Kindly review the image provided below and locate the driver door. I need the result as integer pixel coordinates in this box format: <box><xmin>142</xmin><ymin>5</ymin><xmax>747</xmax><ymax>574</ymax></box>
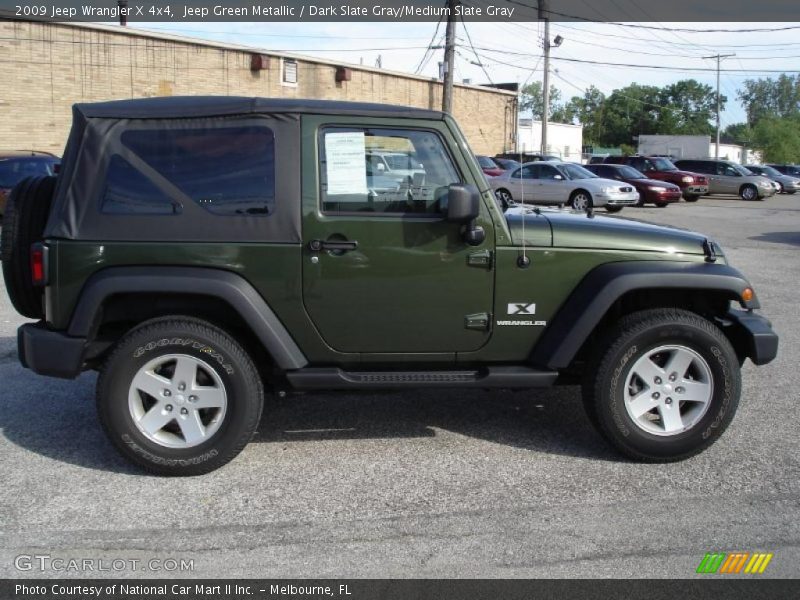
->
<box><xmin>301</xmin><ymin>117</ymin><xmax>495</xmax><ymax>354</ymax></box>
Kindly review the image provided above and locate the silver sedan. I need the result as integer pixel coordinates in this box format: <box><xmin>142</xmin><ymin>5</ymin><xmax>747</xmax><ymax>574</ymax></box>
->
<box><xmin>489</xmin><ymin>161</ymin><xmax>640</xmax><ymax>212</ymax></box>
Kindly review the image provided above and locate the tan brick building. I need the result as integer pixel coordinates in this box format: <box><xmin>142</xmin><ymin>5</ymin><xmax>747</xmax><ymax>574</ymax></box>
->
<box><xmin>0</xmin><ymin>19</ymin><xmax>517</xmax><ymax>156</ymax></box>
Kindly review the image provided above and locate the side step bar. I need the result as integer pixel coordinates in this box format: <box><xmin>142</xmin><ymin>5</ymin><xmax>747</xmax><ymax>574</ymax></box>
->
<box><xmin>286</xmin><ymin>366</ymin><xmax>558</xmax><ymax>390</ymax></box>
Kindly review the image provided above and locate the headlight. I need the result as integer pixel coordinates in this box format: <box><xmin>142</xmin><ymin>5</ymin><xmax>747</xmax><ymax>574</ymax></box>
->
<box><xmin>600</xmin><ymin>186</ymin><xmax>617</xmax><ymax>193</ymax></box>
<box><xmin>681</xmin><ymin>176</ymin><xmax>694</xmax><ymax>183</ymax></box>
<box><xmin>648</xmin><ymin>186</ymin><xmax>667</xmax><ymax>192</ymax></box>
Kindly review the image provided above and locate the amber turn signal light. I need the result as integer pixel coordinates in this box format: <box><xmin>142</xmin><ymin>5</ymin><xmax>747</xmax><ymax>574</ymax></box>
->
<box><xmin>742</xmin><ymin>288</ymin><xmax>754</xmax><ymax>303</ymax></box>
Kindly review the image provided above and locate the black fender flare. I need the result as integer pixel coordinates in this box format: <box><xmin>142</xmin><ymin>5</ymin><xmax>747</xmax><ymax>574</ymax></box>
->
<box><xmin>68</xmin><ymin>266</ymin><xmax>308</xmax><ymax>370</ymax></box>
<box><xmin>530</xmin><ymin>261</ymin><xmax>758</xmax><ymax>370</ymax></box>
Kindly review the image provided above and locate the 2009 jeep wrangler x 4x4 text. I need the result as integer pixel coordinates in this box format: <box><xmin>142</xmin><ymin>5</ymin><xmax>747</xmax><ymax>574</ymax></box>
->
<box><xmin>1</xmin><ymin>97</ymin><xmax>778</xmax><ymax>475</ymax></box>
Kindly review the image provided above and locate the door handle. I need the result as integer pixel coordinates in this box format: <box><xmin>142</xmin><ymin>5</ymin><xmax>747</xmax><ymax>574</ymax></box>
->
<box><xmin>308</xmin><ymin>239</ymin><xmax>359</xmax><ymax>252</ymax></box>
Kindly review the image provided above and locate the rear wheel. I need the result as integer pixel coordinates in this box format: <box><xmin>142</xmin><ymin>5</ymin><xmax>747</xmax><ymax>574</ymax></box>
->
<box><xmin>684</xmin><ymin>194</ymin><xmax>700</xmax><ymax>202</ymax></box>
<box><xmin>739</xmin><ymin>184</ymin><xmax>758</xmax><ymax>201</ymax></box>
<box><xmin>0</xmin><ymin>175</ymin><xmax>57</xmax><ymax>318</ymax></box>
<box><xmin>582</xmin><ymin>308</ymin><xmax>741</xmax><ymax>462</ymax></box>
<box><xmin>655</xmin><ymin>202</ymin><xmax>669</xmax><ymax>208</ymax></box>
<box><xmin>97</xmin><ymin>317</ymin><xmax>264</xmax><ymax>476</ymax></box>
<box><xmin>569</xmin><ymin>190</ymin><xmax>593</xmax><ymax>212</ymax></box>
<box><xmin>494</xmin><ymin>189</ymin><xmax>514</xmax><ymax>211</ymax></box>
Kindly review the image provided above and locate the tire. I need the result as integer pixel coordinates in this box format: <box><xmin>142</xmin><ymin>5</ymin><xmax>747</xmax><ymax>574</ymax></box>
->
<box><xmin>569</xmin><ymin>190</ymin><xmax>593</xmax><ymax>212</ymax></box>
<box><xmin>739</xmin><ymin>184</ymin><xmax>758</xmax><ymax>201</ymax></box>
<box><xmin>582</xmin><ymin>308</ymin><xmax>741</xmax><ymax>462</ymax></box>
<box><xmin>97</xmin><ymin>317</ymin><xmax>264</xmax><ymax>476</ymax></box>
<box><xmin>684</xmin><ymin>194</ymin><xmax>700</xmax><ymax>202</ymax></box>
<box><xmin>786</xmin><ymin>190</ymin><xmax>796</xmax><ymax>195</ymax></box>
<box><xmin>494</xmin><ymin>189</ymin><xmax>514</xmax><ymax>211</ymax></box>
<box><xmin>1</xmin><ymin>175</ymin><xmax>57</xmax><ymax>318</ymax></box>
<box><xmin>655</xmin><ymin>202</ymin><xmax>669</xmax><ymax>208</ymax></box>
<box><xmin>605</xmin><ymin>205</ymin><xmax>623</xmax><ymax>213</ymax></box>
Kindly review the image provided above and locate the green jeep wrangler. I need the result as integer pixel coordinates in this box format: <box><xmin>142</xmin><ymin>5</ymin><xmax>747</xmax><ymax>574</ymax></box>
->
<box><xmin>1</xmin><ymin>97</ymin><xmax>778</xmax><ymax>475</ymax></box>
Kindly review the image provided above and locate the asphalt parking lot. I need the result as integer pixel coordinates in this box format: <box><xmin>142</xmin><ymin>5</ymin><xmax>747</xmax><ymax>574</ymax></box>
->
<box><xmin>1</xmin><ymin>194</ymin><xmax>798</xmax><ymax>579</ymax></box>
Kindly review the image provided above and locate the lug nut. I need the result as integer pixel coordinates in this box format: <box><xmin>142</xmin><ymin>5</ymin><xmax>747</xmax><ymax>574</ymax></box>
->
<box><xmin>165</xmin><ymin>404</ymin><xmax>173</xmax><ymax>412</ymax></box>
<box><xmin>676</xmin><ymin>386</ymin><xmax>685</xmax><ymax>394</ymax></box>
<box><xmin>163</xmin><ymin>389</ymin><xmax>172</xmax><ymax>397</ymax></box>
<box><xmin>665</xmin><ymin>397</ymin><xmax>673</xmax><ymax>405</ymax></box>
<box><xmin>180</xmin><ymin>407</ymin><xmax>188</xmax><ymax>415</ymax></box>
<box><xmin>652</xmin><ymin>392</ymin><xmax>661</xmax><ymax>400</ymax></box>
<box><xmin>178</xmin><ymin>383</ymin><xmax>186</xmax><ymax>391</ymax></box>
<box><xmin>189</xmin><ymin>395</ymin><xmax>197</xmax><ymax>403</ymax></box>
<box><xmin>654</xmin><ymin>376</ymin><xmax>662</xmax><ymax>384</ymax></box>
<box><xmin>669</xmin><ymin>373</ymin><xmax>677</xmax><ymax>382</ymax></box>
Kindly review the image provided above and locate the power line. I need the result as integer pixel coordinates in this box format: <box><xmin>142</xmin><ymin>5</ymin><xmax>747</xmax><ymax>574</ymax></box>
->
<box><xmin>459</xmin><ymin>15</ymin><xmax>494</xmax><ymax>84</ymax></box>
<box><xmin>414</xmin><ymin>17</ymin><xmax>443</xmax><ymax>75</ymax></box>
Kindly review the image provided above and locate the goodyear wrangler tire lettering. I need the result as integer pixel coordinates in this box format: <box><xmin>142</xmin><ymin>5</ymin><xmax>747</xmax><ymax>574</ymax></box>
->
<box><xmin>99</xmin><ymin>317</ymin><xmax>263</xmax><ymax>476</ymax></box>
<box><xmin>582</xmin><ymin>309</ymin><xmax>741</xmax><ymax>462</ymax></box>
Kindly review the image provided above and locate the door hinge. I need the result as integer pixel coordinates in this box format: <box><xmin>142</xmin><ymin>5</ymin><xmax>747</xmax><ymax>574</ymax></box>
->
<box><xmin>467</xmin><ymin>249</ymin><xmax>493</xmax><ymax>269</ymax></box>
<box><xmin>465</xmin><ymin>312</ymin><xmax>491</xmax><ymax>331</ymax></box>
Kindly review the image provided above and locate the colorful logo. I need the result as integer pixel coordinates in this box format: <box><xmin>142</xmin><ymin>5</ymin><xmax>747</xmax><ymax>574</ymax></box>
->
<box><xmin>696</xmin><ymin>552</ymin><xmax>773</xmax><ymax>574</ymax></box>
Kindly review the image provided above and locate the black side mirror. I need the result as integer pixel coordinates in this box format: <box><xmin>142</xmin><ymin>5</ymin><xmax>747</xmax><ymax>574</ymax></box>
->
<box><xmin>444</xmin><ymin>183</ymin><xmax>484</xmax><ymax>246</ymax></box>
<box><xmin>445</xmin><ymin>183</ymin><xmax>480</xmax><ymax>222</ymax></box>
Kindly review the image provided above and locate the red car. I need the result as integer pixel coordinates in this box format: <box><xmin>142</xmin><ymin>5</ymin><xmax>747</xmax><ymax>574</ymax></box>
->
<box><xmin>585</xmin><ymin>163</ymin><xmax>682</xmax><ymax>207</ymax></box>
<box><xmin>476</xmin><ymin>155</ymin><xmax>505</xmax><ymax>177</ymax></box>
<box><xmin>604</xmin><ymin>155</ymin><xmax>708</xmax><ymax>202</ymax></box>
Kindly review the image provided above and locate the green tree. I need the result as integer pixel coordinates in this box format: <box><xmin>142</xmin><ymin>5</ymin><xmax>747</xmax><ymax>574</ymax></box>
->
<box><xmin>658</xmin><ymin>80</ymin><xmax>720</xmax><ymax>135</ymax></box>
<box><xmin>750</xmin><ymin>115</ymin><xmax>800</xmax><ymax>163</ymax></box>
<box><xmin>738</xmin><ymin>74</ymin><xmax>800</xmax><ymax>125</ymax></box>
<box><xmin>519</xmin><ymin>81</ymin><xmax>562</xmax><ymax>120</ymax></box>
<box><xmin>722</xmin><ymin>122</ymin><xmax>753</xmax><ymax>146</ymax></box>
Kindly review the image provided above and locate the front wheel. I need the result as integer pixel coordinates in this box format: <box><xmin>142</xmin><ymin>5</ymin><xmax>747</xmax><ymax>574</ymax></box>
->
<box><xmin>655</xmin><ymin>202</ymin><xmax>669</xmax><ymax>208</ymax></box>
<box><xmin>582</xmin><ymin>308</ymin><xmax>741</xmax><ymax>462</ymax></box>
<box><xmin>684</xmin><ymin>194</ymin><xmax>700</xmax><ymax>202</ymax></box>
<box><xmin>569</xmin><ymin>190</ymin><xmax>593</xmax><ymax>212</ymax></box>
<box><xmin>494</xmin><ymin>189</ymin><xmax>514</xmax><ymax>211</ymax></box>
<box><xmin>605</xmin><ymin>205</ymin><xmax>623</xmax><ymax>213</ymax></box>
<box><xmin>740</xmin><ymin>184</ymin><xmax>758</xmax><ymax>201</ymax></box>
<box><xmin>97</xmin><ymin>317</ymin><xmax>264</xmax><ymax>475</ymax></box>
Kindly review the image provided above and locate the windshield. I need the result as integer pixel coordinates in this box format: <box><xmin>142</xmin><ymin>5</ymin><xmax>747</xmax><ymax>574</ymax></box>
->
<box><xmin>383</xmin><ymin>154</ymin><xmax>419</xmax><ymax>170</ymax></box>
<box><xmin>477</xmin><ymin>156</ymin><xmax>498</xmax><ymax>169</ymax></box>
<box><xmin>0</xmin><ymin>158</ymin><xmax>57</xmax><ymax>188</ymax></box>
<box><xmin>618</xmin><ymin>165</ymin><xmax>646</xmax><ymax>179</ymax></box>
<box><xmin>561</xmin><ymin>163</ymin><xmax>597</xmax><ymax>180</ymax></box>
<box><xmin>755</xmin><ymin>166</ymin><xmax>782</xmax><ymax>178</ymax></box>
<box><xmin>651</xmin><ymin>157</ymin><xmax>677</xmax><ymax>171</ymax></box>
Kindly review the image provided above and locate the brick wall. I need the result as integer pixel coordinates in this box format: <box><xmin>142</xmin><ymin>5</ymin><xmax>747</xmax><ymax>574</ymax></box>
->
<box><xmin>0</xmin><ymin>20</ymin><xmax>517</xmax><ymax>156</ymax></box>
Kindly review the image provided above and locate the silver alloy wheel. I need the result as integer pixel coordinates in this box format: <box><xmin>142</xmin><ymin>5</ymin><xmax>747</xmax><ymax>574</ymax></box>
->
<box><xmin>495</xmin><ymin>189</ymin><xmax>513</xmax><ymax>204</ymax></box>
<box><xmin>741</xmin><ymin>185</ymin><xmax>757</xmax><ymax>201</ymax></box>
<box><xmin>623</xmin><ymin>345</ymin><xmax>713</xmax><ymax>437</ymax></box>
<box><xmin>128</xmin><ymin>354</ymin><xmax>228</xmax><ymax>449</ymax></box>
<box><xmin>571</xmin><ymin>192</ymin><xmax>591</xmax><ymax>211</ymax></box>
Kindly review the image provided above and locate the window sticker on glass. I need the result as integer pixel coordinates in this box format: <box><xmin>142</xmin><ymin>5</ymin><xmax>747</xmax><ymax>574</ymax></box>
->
<box><xmin>325</xmin><ymin>131</ymin><xmax>368</xmax><ymax>196</ymax></box>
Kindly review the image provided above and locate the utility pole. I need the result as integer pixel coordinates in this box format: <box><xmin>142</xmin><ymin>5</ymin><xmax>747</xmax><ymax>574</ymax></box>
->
<box><xmin>703</xmin><ymin>53</ymin><xmax>735</xmax><ymax>159</ymax></box>
<box><xmin>540</xmin><ymin>1</ymin><xmax>549</xmax><ymax>155</ymax></box>
<box><xmin>442</xmin><ymin>0</ymin><xmax>457</xmax><ymax>113</ymax></box>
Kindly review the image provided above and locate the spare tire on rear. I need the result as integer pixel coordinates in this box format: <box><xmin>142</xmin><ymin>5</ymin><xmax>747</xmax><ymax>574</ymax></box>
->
<box><xmin>1</xmin><ymin>175</ymin><xmax>57</xmax><ymax>319</ymax></box>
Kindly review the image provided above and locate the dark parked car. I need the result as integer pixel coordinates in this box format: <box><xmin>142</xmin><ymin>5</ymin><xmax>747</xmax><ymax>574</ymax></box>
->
<box><xmin>584</xmin><ymin>164</ymin><xmax>682</xmax><ymax>207</ymax></box>
<box><xmin>0</xmin><ymin>152</ymin><xmax>60</xmax><ymax>218</ymax></box>
<box><xmin>475</xmin><ymin>155</ymin><xmax>505</xmax><ymax>177</ymax></box>
<box><xmin>493</xmin><ymin>157</ymin><xmax>520</xmax><ymax>171</ymax></box>
<box><xmin>744</xmin><ymin>165</ymin><xmax>799</xmax><ymax>195</ymax></box>
<box><xmin>496</xmin><ymin>152</ymin><xmax>560</xmax><ymax>163</ymax></box>
<box><xmin>604</xmin><ymin>155</ymin><xmax>708</xmax><ymax>202</ymax></box>
<box><xmin>766</xmin><ymin>164</ymin><xmax>800</xmax><ymax>178</ymax></box>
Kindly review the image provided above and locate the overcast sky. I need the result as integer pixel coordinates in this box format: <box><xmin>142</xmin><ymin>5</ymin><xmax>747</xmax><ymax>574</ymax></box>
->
<box><xmin>129</xmin><ymin>21</ymin><xmax>800</xmax><ymax>127</ymax></box>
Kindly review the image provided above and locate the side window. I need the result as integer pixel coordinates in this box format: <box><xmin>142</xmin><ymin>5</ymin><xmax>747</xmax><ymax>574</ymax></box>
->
<box><xmin>120</xmin><ymin>126</ymin><xmax>275</xmax><ymax>216</ymax></box>
<box><xmin>319</xmin><ymin>127</ymin><xmax>460</xmax><ymax>215</ymax></box>
<box><xmin>518</xmin><ymin>165</ymin><xmax>538</xmax><ymax>179</ymax></box>
<box><xmin>538</xmin><ymin>165</ymin><xmax>561</xmax><ymax>180</ymax></box>
<box><xmin>721</xmin><ymin>164</ymin><xmax>738</xmax><ymax>177</ymax></box>
<box><xmin>101</xmin><ymin>155</ymin><xmax>177</xmax><ymax>215</ymax></box>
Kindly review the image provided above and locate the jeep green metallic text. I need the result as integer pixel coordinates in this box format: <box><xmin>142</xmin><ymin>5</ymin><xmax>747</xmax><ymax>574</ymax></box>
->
<box><xmin>1</xmin><ymin>97</ymin><xmax>778</xmax><ymax>475</ymax></box>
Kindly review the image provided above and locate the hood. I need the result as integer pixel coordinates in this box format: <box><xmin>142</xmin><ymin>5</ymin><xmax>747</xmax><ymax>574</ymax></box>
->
<box><xmin>505</xmin><ymin>206</ymin><xmax>708</xmax><ymax>255</ymax></box>
<box><xmin>630</xmin><ymin>177</ymin><xmax>681</xmax><ymax>190</ymax></box>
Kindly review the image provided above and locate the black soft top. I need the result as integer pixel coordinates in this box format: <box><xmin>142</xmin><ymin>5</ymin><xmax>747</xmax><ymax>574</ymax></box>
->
<box><xmin>74</xmin><ymin>96</ymin><xmax>445</xmax><ymax>120</ymax></box>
